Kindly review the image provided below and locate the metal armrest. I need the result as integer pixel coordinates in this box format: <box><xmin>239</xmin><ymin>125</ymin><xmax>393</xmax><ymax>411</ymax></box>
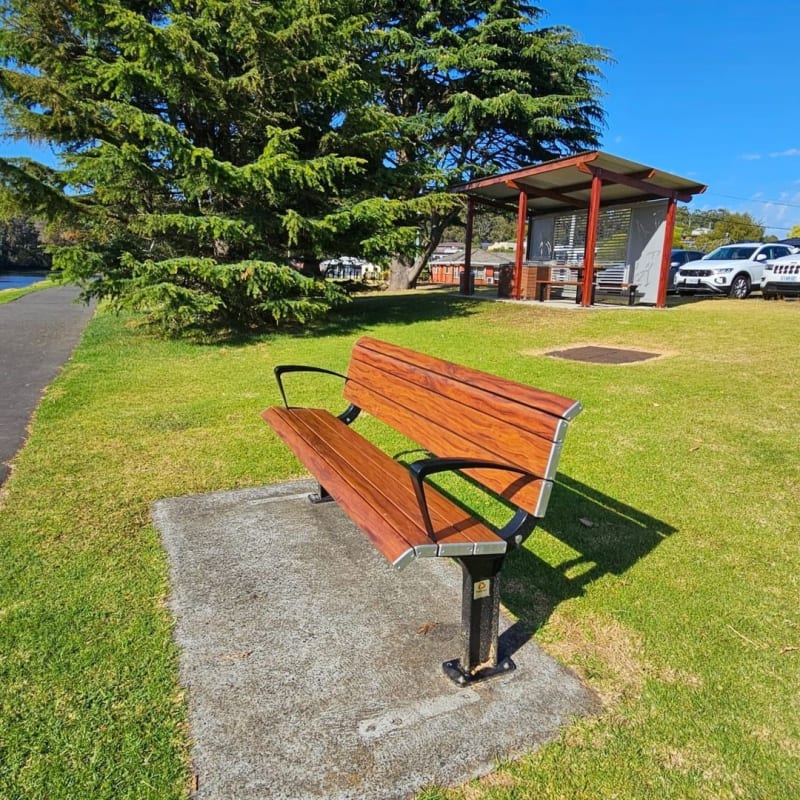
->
<box><xmin>408</xmin><ymin>457</ymin><xmax>539</xmax><ymax>546</ymax></box>
<box><xmin>273</xmin><ymin>365</ymin><xmax>360</xmax><ymax>424</ymax></box>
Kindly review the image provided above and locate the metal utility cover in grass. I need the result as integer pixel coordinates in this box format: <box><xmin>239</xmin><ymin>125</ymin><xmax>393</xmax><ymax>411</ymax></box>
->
<box><xmin>153</xmin><ymin>480</ymin><xmax>597</xmax><ymax>800</ymax></box>
<box><xmin>547</xmin><ymin>345</ymin><xmax>660</xmax><ymax>364</ymax></box>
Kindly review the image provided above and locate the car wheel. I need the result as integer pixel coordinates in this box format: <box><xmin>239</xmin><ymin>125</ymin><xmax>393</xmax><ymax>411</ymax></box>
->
<box><xmin>729</xmin><ymin>274</ymin><xmax>751</xmax><ymax>299</ymax></box>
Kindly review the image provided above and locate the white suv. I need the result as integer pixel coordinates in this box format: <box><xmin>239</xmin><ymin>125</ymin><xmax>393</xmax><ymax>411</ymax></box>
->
<box><xmin>761</xmin><ymin>252</ymin><xmax>800</xmax><ymax>299</ymax></box>
<box><xmin>675</xmin><ymin>243</ymin><xmax>796</xmax><ymax>299</ymax></box>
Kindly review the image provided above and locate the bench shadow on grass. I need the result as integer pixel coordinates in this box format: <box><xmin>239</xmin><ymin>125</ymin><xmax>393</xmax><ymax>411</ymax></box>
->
<box><xmin>496</xmin><ymin>473</ymin><xmax>677</xmax><ymax>660</ymax></box>
<box><xmin>392</xmin><ymin>450</ymin><xmax>676</xmax><ymax>662</ymax></box>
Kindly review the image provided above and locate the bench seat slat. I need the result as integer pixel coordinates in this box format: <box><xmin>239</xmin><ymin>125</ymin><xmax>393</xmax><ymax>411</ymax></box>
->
<box><xmin>304</xmin><ymin>410</ymin><xmax>506</xmax><ymax>555</ymax></box>
<box><xmin>304</xmin><ymin>412</ymin><xmax>507</xmax><ymax>556</ymax></box>
<box><xmin>266</xmin><ymin>407</ymin><xmax>424</xmax><ymax>566</ymax></box>
<box><xmin>264</xmin><ymin>407</ymin><xmax>506</xmax><ymax>568</ymax></box>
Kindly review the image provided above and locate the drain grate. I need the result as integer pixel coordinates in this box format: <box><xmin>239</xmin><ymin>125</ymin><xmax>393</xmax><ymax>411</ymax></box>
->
<box><xmin>546</xmin><ymin>345</ymin><xmax>660</xmax><ymax>364</ymax></box>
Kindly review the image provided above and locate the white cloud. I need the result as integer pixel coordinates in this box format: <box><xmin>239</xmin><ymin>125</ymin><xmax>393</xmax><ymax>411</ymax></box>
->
<box><xmin>747</xmin><ymin>191</ymin><xmax>800</xmax><ymax>235</ymax></box>
<box><xmin>740</xmin><ymin>153</ymin><xmax>762</xmax><ymax>160</ymax></box>
<box><xmin>769</xmin><ymin>148</ymin><xmax>800</xmax><ymax>158</ymax></box>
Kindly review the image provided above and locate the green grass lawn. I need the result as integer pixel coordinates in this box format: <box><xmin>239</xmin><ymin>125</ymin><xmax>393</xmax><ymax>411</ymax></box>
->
<box><xmin>1</xmin><ymin>291</ymin><xmax>798</xmax><ymax>799</ymax></box>
<box><xmin>0</xmin><ymin>279</ymin><xmax>55</xmax><ymax>305</ymax></box>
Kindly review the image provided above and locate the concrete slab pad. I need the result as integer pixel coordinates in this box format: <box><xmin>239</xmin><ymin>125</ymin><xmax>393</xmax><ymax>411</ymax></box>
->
<box><xmin>153</xmin><ymin>480</ymin><xmax>597</xmax><ymax>800</ymax></box>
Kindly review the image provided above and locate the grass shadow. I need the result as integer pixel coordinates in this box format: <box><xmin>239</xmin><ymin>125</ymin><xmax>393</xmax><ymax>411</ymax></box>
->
<box><xmin>387</xmin><ymin>451</ymin><xmax>674</xmax><ymax>658</ymax></box>
<box><xmin>197</xmin><ymin>287</ymin><xmax>484</xmax><ymax>346</ymax></box>
<box><xmin>305</xmin><ymin>287</ymin><xmax>484</xmax><ymax>337</ymax></box>
<box><xmin>499</xmin><ymin>473</ymin><xmax>676</xmax><ymax>645</ymax></box>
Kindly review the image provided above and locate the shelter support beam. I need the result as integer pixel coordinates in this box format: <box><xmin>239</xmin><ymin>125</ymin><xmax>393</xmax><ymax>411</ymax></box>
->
<box><xmin>578</xmin><ymin>164</ymin><xmax>694</xmax><ymax>203</ymax></box>
<box><xmin>506</xmin><ymin>179</ymin><xmax>588</xmax><ymax>208</ymax></box>
<box><xmin>656</xmin><ymin>198</ymin><xmax>678</xmax><ymax>308</ymax></box>
<box><xmin>463</xmin><ymin>197</ymin><xmax>475</xmax><ymax>295</ymax></box>
<box><xmin>581</xmin><ymin>174</ymin><xmax>603</xmax><ymax>307</ymax></box>
<box><xmin>512</xmin><ymin>190</ymin><xmax>528</xmax><ymax>300</ymax></box>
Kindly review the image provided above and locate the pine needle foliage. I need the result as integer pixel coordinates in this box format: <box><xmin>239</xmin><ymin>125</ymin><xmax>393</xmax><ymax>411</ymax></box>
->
<box><xmin>365</xmin><ymin>0</ymin><xmax>610</xmax><ymax>287</ymax></box>
<box><xmin>0</xmin><ymin>0</ymin><xmax>381</xmax><ymax>332</ymax></box>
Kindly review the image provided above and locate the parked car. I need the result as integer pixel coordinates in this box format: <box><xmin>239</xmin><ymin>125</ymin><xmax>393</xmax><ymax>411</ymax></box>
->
<box><xmin>674</xmin><ymin>243</ymin><xmax>796</xmax><ymax>298</ymax></box>
<box><xmin>761</xmin><ymin>252</ymin><xmax>800</xmax><ymax>298</ymax></box>
<box><xmin>669</xmin><ymin>249</ymin><xmax>705</xmax><ymax>292</ymax></box>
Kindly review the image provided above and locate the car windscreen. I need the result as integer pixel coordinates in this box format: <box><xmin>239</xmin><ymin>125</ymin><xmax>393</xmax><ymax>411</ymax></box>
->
<box><xmin>704</xmin><ymin>246</ymin><xmax>757</xmax><ymax>260</ymax></box>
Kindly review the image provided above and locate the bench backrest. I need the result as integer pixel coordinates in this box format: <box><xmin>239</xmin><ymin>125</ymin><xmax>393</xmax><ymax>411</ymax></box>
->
<box><xmin>596</xmin><ymin>263</ymin><xmax>631</xmax><ymax>285</ymax></box>
<box><xmin>343</xmin><ymin>337</ymin><xmax>582</xmax><ymax>518</ymax></box>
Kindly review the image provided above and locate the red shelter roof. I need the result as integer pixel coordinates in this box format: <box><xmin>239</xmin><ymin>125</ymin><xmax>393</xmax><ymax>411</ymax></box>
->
<box><xmin>450</xmin><ymin>151</ymin><xmax>706</xmax><ymax>212</ymax></box>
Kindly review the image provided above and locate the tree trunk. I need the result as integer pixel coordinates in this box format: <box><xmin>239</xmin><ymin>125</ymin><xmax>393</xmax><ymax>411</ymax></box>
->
<box><xmin>388</xmin><ymin>255</ymin><xmax>418</xmax><ymax>290</ymax></box>
<box><xmin>388</xmin><ymin>210</ymin><xmax>460</xmax><ymax>289</ymax></box>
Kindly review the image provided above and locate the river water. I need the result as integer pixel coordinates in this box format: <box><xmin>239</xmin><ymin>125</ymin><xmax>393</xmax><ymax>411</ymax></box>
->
<box><xmin>0</xmin><ymin>271</ymin><xmax>50</xmax><ymax>290</ymax></box>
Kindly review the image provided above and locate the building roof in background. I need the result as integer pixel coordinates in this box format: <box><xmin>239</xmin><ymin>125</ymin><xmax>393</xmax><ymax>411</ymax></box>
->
<box><xmin>431</xmin><ymin>248</ymin><xmax>514</xmax><ymax>266</ymax></box>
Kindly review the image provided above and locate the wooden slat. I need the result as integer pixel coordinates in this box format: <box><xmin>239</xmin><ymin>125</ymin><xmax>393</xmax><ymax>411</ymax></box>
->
<box><xmin>307</xmin><ymin>410</ymin><xmax>507</xmax><ymax>557</ymax></box>
<box><xmin>342</xmin><ymin>380</ymin><xmax>548</xmax><ymax>512</ymax></box>
<box><xmin>353</xmin><ymin>337</ymin><xmax>582</xmax><ymax>420</ymax></box>
<box><xmin>272</xmin><ymin>408</ymin><xmax>506</xmax><ymax>559</ymax></box>
<box><xmin>265</xmin><ymin>408</ymin><xmax>416</xmax><ymax>566</ymax></box>
<box><xmin>346</xmin><ymin>358</ymin><xmax>559</xmax><ymax>470</ymax></box>
<box><xmin>263</xmin><ymin>407</ymin><xmax>506</xmax><ymax>566</ymax></box>
<box><xmin>347</xmin><ymin>349</ymin><xmax>565</xmax><ymax>444</ymax></box>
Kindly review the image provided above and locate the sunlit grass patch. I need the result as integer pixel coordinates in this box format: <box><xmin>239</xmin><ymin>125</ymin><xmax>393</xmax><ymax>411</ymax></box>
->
<box><xmin>1</xmin><ymin>293</ymin><xmax>798</xmax><ymax>798</ymax></box>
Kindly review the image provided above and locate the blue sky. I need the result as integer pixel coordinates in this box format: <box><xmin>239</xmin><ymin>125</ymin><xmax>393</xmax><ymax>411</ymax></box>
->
<box><xmin>559</xmin><ymin>0</ymin><xmax>800</xmax><ymax>236</ymax></box>
<box><xmin>2</xmin><ymin>1</ymin><xmax>799</xmax><ymax>236</ymax></box>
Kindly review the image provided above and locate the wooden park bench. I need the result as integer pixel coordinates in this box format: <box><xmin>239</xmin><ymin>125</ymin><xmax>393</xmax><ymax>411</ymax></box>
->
<box><xmin>262</xmin><ymin>337</ymin><xmax>582</xmax><ymax>685</ymax></box>
<box><xmin>533</xmin><ymin>265</ymin><xmax>586</xmax><ymax>303</ymax></box>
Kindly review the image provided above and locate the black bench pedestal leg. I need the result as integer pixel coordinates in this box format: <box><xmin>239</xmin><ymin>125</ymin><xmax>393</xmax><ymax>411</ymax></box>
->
<box><xmin>443</xmin><ymin>555</ymin><xmax>515</xmax><ymax>685</ymax></box>
<box><xmin>308</xmin><ymin>483</ymin><xmax>334</xmax><ymax>504</ymax></box>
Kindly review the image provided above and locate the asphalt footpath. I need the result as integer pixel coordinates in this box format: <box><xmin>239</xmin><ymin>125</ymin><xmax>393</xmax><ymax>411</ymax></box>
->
<box><xmin>0</xmin><ymin>284</ymin><xmax>95</xmax><ymax>485</ymax></box>
<box><xmin>153</xmin><ymin>479</ymin><xmax>598</xmax><ymax>800</ymax></box>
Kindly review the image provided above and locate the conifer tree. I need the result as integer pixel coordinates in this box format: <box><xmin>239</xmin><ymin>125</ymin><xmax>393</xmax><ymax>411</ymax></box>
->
<box><xmin>0</xmin><ymin>0</ymin><xmax>392</xmax><ymax>331</ymax></box>
<box><xmin>0</xmin><ymin>1</ymin><xmax>609</xmax><ymax>314</ymax></box>
<box><xmin>366</xmin><ymin>0</ymin><xmax>609</xmax><ymax>288</ymax></box>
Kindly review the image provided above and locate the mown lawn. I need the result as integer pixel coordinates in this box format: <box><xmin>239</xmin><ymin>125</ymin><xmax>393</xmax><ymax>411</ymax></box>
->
<box><xmin>1</xmin><ymin>290</ymin><xmax>798</xmax><ymax>799</ymax></box>
<box><xmin>0</xmin><ymin>279</ymin><xmax>55</xmax><ymax>305</ymax></box>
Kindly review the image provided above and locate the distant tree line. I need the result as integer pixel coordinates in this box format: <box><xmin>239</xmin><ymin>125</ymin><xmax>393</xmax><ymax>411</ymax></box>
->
<box><xmin>0</xmin><ymin>217</ymin><xmax>49</xmax><ymax>270</ymax></box>
<box><xmin>675</xmin><ymin>207</ymin><xmax>782</xmax><ymax>252</ymax></box>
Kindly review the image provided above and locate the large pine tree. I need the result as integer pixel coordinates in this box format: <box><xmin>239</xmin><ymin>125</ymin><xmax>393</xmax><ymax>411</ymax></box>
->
<box><xmin>366</xmin><ymin>0</ymin><xmax>609</xmax><ymax>288</ymax></box>
<box><xmin>0</xmin><ymin>1</ymin><xmax>609</xmax><ymax>317</ymax></box>
<box><xmin>0</xmin><ymin>0</ymin><xmax>394</xmax><ymax>331</ymax></box>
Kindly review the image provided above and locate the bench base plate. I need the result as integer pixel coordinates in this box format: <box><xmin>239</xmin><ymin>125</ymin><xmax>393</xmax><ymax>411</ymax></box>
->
<box><xmin>442</xmin><ymin>656</ymin><xmax>516</xmax><ymax>686</ymax></box>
